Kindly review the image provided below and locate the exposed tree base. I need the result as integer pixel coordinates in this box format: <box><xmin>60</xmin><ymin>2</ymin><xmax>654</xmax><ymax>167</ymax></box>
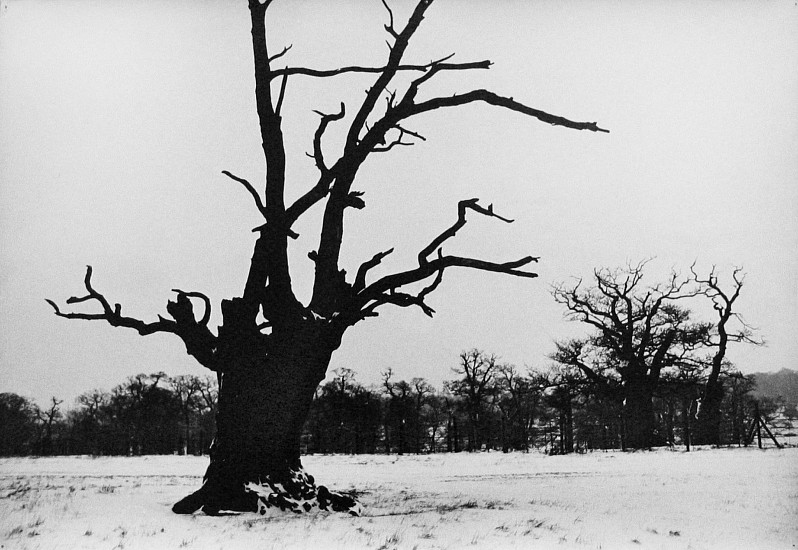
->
<box><xmin>172</xmin><ymin>466</ymin><xmax>362</xmax><ymax>516</ymax></box>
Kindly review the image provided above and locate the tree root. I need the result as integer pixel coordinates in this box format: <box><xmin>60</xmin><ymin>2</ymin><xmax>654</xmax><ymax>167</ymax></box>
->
<box><xmin>172</xmin><ymin>466</ymin><xmax>362</xmax><ymax>516</ymax></box>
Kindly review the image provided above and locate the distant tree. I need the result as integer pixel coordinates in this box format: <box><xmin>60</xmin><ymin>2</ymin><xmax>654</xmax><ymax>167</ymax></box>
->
<box><xmin>446</xmin><ymin>350</ymin><xmax>500</xmax><ymax>451</ymax></box>
<box><xmin>303</xmin><ymin>367</ymin><xmax>381</xmax><ymax>454</ymax></box>
<box><xmin>0</xmin><ymin>393</ymin><xmax>40</xmax><ymax>456</ymax></box>
<box><xmin>552</xmin><ymin>261</ymin><xmax>706</xmax><ymax>449</ymax></box>
<box><xmin>538</xmin><ymin>367</ymin><xmax>583</xmax><ymax>454</ymax></box>
<box><xmin>423</xmin><ymin>392</ymin><xmax>448</xmax><ymax>452</ymax></box>
<box><xmin>410</xmin><ymin>378</ymin><xmax>434</xmax><ymax>453</ymax></box>
<box><xmin>194</xmin><ymin>376</ymin><xmax>219</xmax><ymax>454</ymax></box>
<box><xmin>494</xmin><ymin>364</ymin><xmax>539</xmax><ymax>452</ymax></box>
<box><xmin>47</xmin><ymin>0</ymin><xmax>607</xmax><ymax>514</ymax></box>
<box><xmin>169</xmin><ymin>375</ymin><xmax>204</xmax><ymax>455</ymax></box>
<box><xmin>723</xmin><ymin>372</ymin><xmax>756</xmax><ymax>445</ymax></box>
<box><xmin>690</xmin><ymin>266</ymin><xmax>762</xmax><ymax>445</ymax></box>
<box><xmin>36</xmin><ymin>397</ymin><xmax>63</xmax><ymax>456</ymax></box>
<box><xmin>381</xmin><ymin>368</ymin><xmax>412</xmax><ymax>454</ymax></box>
<box><xmin>656</xmin><ymin>365</ymin><xmax>704</xmax><ymax>449</ymax></box>
<box><xmin>110</xmin><ymin>373</ymin><xmax>181</xmax><ymax>455</ymax></box>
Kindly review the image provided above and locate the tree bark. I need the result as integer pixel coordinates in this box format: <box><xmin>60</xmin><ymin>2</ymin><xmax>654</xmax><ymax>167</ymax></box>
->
<box><xmin>693</xmin><ymin>380</ymin><xmax>724</xmax><ymax>446</ymax></box>
<box><xmin>622</xmin><ymin>378</ymin><xmax>656</xmax><ymax>449</ymax></box>
<box><xmin>172</xmin><ymin>331</ymin><xmax>360</xmax><ymax>516</ymax></box>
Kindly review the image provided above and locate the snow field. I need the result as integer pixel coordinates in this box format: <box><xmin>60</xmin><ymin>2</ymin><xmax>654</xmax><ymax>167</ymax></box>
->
<box><xmin>1</xmin><ymin>447</ymin><xmax>796</xmax><ymax>550</ymax></box>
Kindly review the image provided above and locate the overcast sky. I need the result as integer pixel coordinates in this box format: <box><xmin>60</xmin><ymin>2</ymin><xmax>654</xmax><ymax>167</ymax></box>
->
<box><xmin>1</xmin><ymin>0</ymin><xmax>796</xmax><ymax>406</ymax></box>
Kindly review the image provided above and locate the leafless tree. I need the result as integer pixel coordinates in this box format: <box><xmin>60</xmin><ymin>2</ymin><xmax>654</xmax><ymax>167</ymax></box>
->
<box><xmin>690</xmin><ymin>265</ymin><xmax>762</xmax><ymax>445</ymax></box>
<box><xmin>47</xmin><ymin>0</ymin><xmax>606</xmax><ymax>514</ymax></box>
<box><xmin>446</xmin><ymin>349</ymin><xmax>500</xmax><ymax>451</ymax></box>
<box><xmin>37</xmin><ymin>397</ymin><xmax>63</xmax><ymax>455</ymax></box>
<box><xmin>169</xmin><ymin>375</ymin><xmax>203</xmax><ymax>455</ymax></box>
<box><xmin>552</xmin><ymin>261</ymin><xmax>705</xmax><ymax>449</ymax></box>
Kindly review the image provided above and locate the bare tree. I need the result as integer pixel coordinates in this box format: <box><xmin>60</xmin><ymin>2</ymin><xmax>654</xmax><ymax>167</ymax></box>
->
<box><xmin>37</xmin><ymin>397</ymin><xmax>63</xmax><ymax>456</ymax></box>
<box><xmin>552</xmin><ymin>261</ymin><xmax>704</xmax><ymax>449</ymax></box>
<box><xmin>47</xmin><ymin>1</ymin><xmax>606</xmax><ymax>515</ymax></box>
<box><xmin>169</xmin><ymin>375</ymin><xmax>203</xmax><ymax>455</ymax></box>
<box><xmin>494</xmin><ymin>364</ymin><xmax>539</xmax><ymax>452</ymax></box>
<box><xmin>690</xmin><ymin>265</ymin><xmax>762</xmax><ymax>445</ymax></box>
<box><xmin>446</xmin><ymin>349</ymin><xmax>500</xmax><ymax>451</ymax></box>
<box><xmin>381</xmin><ymin>368</ymin><xmax>411</xmax><ymax>454</ymax></box>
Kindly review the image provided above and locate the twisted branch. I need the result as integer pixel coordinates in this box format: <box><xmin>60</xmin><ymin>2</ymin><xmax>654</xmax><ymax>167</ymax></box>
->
<box><xmin>352</xmin><ymin>199</ymin><xmax>537</xmax><ymax>319</ymax></box>
<box><xmin>419</xmin><ymin>198</ymin><xmax>513</xmax><ymax>265</ymax></box>
<box><xmin>221</xmin><ymin>170</ymin><xmax>267</xmax><ymax>218</ymax></box>
<box><xmin>47</xmin><ymin>266</ymin><xmax>219</xmax><ymax>371</ymax></box>
<box><xmin>46</xmin><ymin>266</ymin><xmax>178</xmax><ymax>336</ymax></box>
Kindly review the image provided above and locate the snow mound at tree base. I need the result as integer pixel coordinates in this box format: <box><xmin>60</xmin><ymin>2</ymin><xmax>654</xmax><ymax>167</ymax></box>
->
<box><xmin>244</xmin><ymin>467</ymin><xmax>362</xmax><ymax>516</ymax></box>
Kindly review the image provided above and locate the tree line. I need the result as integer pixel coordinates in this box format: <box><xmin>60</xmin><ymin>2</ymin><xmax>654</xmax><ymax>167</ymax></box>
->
<box><xmin>1</xmin><ymin>357</ymin><xmax>785</xmax><ymax>458</ymax></box>
<box><xmin>6</xmin><ymin>262</ymin><xmax>787</xmax><ymax>458</ymax></box>
<box><xmin>0</xmin><ymin>373</ymin><xmax>217</xmax><ymax>457</ymax></box>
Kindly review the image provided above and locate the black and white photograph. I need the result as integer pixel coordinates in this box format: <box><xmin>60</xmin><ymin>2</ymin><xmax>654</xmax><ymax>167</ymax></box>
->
<box><xmin>1</xmin><ymin>1</ymin><xmax>797</xmax><ymax>548</ymax></box>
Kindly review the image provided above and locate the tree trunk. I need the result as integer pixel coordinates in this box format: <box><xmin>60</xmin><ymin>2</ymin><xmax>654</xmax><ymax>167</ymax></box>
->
<box><xmin>693</xmin><ymin>380</ymin><xmax>724</xmax><ymax>446</ymax></box>
<box><xmin>622</xmin><ymin>379</ymin><xmax>655</xmax><ymax>449</ymax></box>
<box><xmin>172</xmin><ymin>337</ymin><xmax>360</xmax><ymax>516</ymax></box>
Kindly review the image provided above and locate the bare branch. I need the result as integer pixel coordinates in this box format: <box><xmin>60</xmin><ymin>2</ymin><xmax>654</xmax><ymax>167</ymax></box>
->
<box><xmin>366</xmin><ymin>289</ymin><xmax>436</xmax><ymax>318</ymax></box>
<box><xmin>171</xmin><ymin>289</ymin><xmax>212</xmax><ymax>327</ymax></box>
<box><xmin>269</xmin><ymin>60</ymin><xmax>491</xmax><ymax>80</ymax></box>
<box><xmin>371</xmin><ymin>127</ymin><xmax>415</xmax><ymax>152</ymax></box>
<box><xmin>354</xmin><ymin>248</ymin><xmax>395</xmax><ymax>291</ymax></box>
<box><xmin>268</xmin><ymin>44</ymin><xmax>292</xmax><ymax>64</ymax></box>
<box><xmin>407</xmin><ymin>89</ymin><xmax>609</xmax><ymax>133</ymax></box>
<box><xmin>362</xmin><ymin>254</ymin><xmax>538</xmax><ymax>302</ymax></box>
<box><xmin>275</xmin><ymin>72</ymin><xmax>289</xmax><ymax>116</ymax></box>
<box><xmin>48</xmin><ymin>267</ymin><xmax>219</xmax><ymax>371</ymax></box>
<box><xmin>311</xmin><ymin>102</ymin><xmax>346</xmax><ymax>173</ymax></box>
<box><xmin>381</xmin><ymin>0</ymin><xmax>399</xmax><ymax>39</ymax></box>
<box><xmin>221</xmin><ymin>170</ymin><xmax>267</xmax><ymax>218</ymax></box>
<box><xmin>47</xmin><ymin>266</ymin><xmax>178</xmax><ymax>337</ymax></box>
<box><xmin>348</xmin><ymin>197</ymin><xmax>536</xmax><ymax>322</ymax></box>
<box><xmin>418</xmin><ymin>198</ymin><xmax>513</xmax><ymax>265</ymax></box>
<box><xmin>395</xmin><ymin>124</ymin><xmax>426</xmax><ymax>142</ymax></box>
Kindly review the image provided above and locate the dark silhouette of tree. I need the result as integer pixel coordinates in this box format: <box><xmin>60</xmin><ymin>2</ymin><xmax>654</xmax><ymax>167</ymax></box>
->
<box><xmin>169</xmin><ymin>375</ymin><xmax>206</xmax><ymax>455</ymax></box>
<box><xmin>70</xmin><ymin>389</ymin><xmax>112</xmax><ymax>455</ymax></box>
<box><xmin>423</xmin><ymin>391</ymin><xmax>448</xmax><ymax>453</ymax></box>
<box><xmin>690</xmin><ymin>265</ymin><xmax>762</xmax><ymax>445</ymax></box>
<box><xmin>538</xmin><ymin>367</ymin><xmax>583</xmax><ymax>454</ymax></box>
<box><xmin>47</xmin><ymin>0</ymin><xmax>606</xmax><ymax>515</ymax></box>
<box><xmin>446</xmin><ymin>349</ymin><xmax>500</xmax><ymax>451</ymax></box>
<box><xmin>380</xmin><ymin>370</ymin><xmax>435</xmax><ymax>453</ymax></box>
<box><xmin>0</xmin><ymin>393</ymin><xmax>40</xmax><ymax>456</ymax></box>
<box><xmin>304</xmin><ymin>368</ymin><xmax>381</xmax><ymax>454</ymax></box>
<box><xmin>410</xmin><ymin>378</ymin><xmax>434</xmax><ymax>453</ymax></box>
<box><xmin>381</xmin><ymin>368</ymin><xmax>411</xmax><ymax>454</ymax></box>
<box><xmin>36</xmin><ymin>397</ymin><xmax>63</xmax><ymax>456</ymax></box>
<box><xmin>494</xmin><ymin>364</ymin><xmax>539</xmax><ymax>452</ymax></box>
<box><xmin>194</xmin><ymin>376</ymin><xmax>219</xmax><ymax>454</ymax></box>
<box><xmin>552</xmin><ymin>261</ymin><xmax>706</xmax><ymax>449</ymax></box>
<box><xmin>108</xmin><ymin>373</ymin><xmax>181</xmax><ymax>455</ymax></box>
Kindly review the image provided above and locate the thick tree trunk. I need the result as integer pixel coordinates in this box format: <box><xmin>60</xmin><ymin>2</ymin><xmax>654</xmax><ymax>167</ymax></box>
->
<box><xmin>693</xmin><ymin>380</ymin><xmax>724</xmax><ymax>446</ymax></box>
<box><xmin>622</xmin><ymin>379</ymin><xmax>656</xmax><ymax>449</ymax></box>
<box><xmin>172</xmin><ymin>337</ymin><xmax>361</xmax><ymax>516</ymax></box>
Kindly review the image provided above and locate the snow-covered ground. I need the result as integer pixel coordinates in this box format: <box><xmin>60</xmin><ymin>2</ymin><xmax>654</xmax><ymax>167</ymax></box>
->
<box><xmin>1</xmin><ymin>447</ymin><xmax>796</xmax><ymax>550</ymax></box>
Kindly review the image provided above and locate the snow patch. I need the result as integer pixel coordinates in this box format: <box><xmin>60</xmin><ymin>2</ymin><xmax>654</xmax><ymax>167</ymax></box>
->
<box><xmin>243</xmin><ymin>467</ymin><xmax>362</xmax><ymax>516</ymax></box>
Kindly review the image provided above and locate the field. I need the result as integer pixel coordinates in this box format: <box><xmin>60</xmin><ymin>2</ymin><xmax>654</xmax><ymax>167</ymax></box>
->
<box><xmin>1</xmin><ymin>448</ymin><xmax>796</xmax><ymax>550</ymax></box>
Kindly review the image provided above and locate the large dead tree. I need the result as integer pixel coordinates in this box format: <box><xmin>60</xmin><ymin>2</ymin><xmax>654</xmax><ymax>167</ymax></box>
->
<box><xmin>690</xmin><ymin>265</ymin><xmax>762</xmax><ymax>445</ymax></box>
<box><xmin>47</xmin><ymin>0</ymin><xmax>607</xmax><ymax>515</ymax></box>
<box><xmin>552</xmin><ymin>262</ymin><xmax>705</xmax><ymax>449</ymax></box>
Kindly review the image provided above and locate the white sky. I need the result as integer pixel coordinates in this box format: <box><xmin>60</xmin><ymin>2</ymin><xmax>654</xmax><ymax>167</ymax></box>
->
<box><xmin>1</xmin><ymin>0</ymin><xmax>797</xmax><ymax>406</ymax></box>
